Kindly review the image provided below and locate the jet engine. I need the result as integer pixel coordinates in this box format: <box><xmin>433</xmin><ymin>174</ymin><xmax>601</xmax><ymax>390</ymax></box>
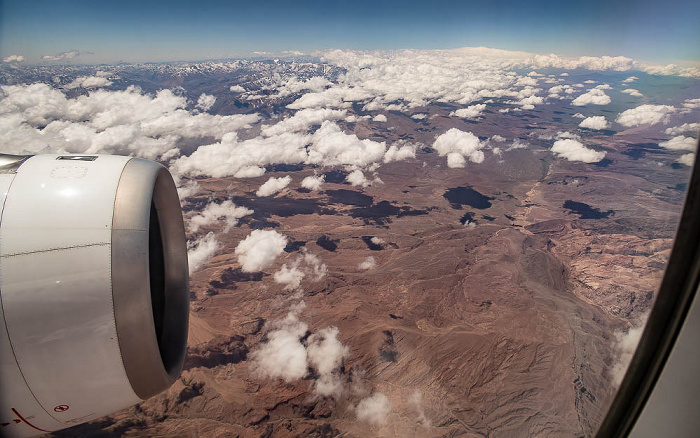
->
<box><xmin>0</xmin><ymin>154</ymin><xmax>189</xmax><ymax>437</ymax></box>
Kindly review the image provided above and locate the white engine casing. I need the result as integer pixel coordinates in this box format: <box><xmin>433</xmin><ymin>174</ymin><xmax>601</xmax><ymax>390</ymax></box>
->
<box><xmin>0</xmin><ymin>154</ymin><xmax>189</xmax><ymax>437</ymax></box>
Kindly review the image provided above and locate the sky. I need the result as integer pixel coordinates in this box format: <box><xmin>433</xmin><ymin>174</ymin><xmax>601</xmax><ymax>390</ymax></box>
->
<box><xmin>1</xmin><ymin>0</ymin><xmax>700</xmax><ymax>65</ymax></box>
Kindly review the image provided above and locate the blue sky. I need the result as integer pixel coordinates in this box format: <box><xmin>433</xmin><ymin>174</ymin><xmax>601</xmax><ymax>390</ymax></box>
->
<box><xmin>2</xmin><ymin>0</ymin><xmax>699</xmax><ymax>64</ymax></box>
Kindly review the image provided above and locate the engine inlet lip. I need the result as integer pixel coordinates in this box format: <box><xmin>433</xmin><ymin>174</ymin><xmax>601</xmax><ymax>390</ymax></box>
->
<box><xmin>111</xmin><ymin>158</ymin><xmax>189</xmax><ymax>400</ymax></box>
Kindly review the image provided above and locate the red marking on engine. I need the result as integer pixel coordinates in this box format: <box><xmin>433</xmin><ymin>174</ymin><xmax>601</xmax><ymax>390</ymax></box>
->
<box><xmin>10</xmin><ymin>408</ymin><xmax>50</xmax><ymax>432</ymax></box>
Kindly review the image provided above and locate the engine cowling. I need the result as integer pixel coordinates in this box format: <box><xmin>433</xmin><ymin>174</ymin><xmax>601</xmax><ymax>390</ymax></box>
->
<box><xmin>0</xmin><ymin>154</ymin><xmax>189</xmax><ymax>437</ymax></box>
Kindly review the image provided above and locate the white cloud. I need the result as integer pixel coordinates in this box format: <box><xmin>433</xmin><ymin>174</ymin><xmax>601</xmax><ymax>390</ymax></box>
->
<box><xmin>450</xmin><ymin>104</ymin><xmax>486</xmax><ymax>118</ymax></box>
<box><xmin>408</xmin><ymin>391</ymin><xmax>431</xmax><ymax>427</ymax></box>
<box><xmin>0</xmin><ymin>83</ymin><xmax>260</xmax><ymax>159</ymax></box>
<box><xmin>196</xmin><ymin>93</ymin><xmax>216</xmax><ymax>112</ymax></box>
<box><xmin>274</xmin><ymin>264</ymin><xmax>305</xmax><ymax>291</ymax></box>
<box><xmin>261</xmin><ymin>108</ymin><xmax>346</xmax><ymax>137</ymax></box>
<box><xmin>551</xmin><ymin>138</ymin><xmax>606</xmax><ymax>163</ymax></box>
<box><xmin>572</xmin><ymin>113</ymin><xmax>585</xmax><ymax>119</ymax></box>
<box><xmin>187</xmin><ymin>232</ymin><xmax>220</xmax><ymax>274</ymax></box>
<box><xmin>235</xmin><ymin>230</ymin><xmax>288</xmax><ymax>272</ymax></box>
<box><xmin>411</xmin><ymin>113</ymin><xmax>427</xmax><ymax>119</ymax></box>
<box><xmin>684</xmin><ymin>98</ymin><xmax>700</xmax><ymax>109</ymax></box>
<box><xmin>256</xmin><ymin>175</ymin><xmax>292</xmax><ymax>197</ymax></box>
<box><xmin>307</xmin><ymin>327</ymin><xmax>350</xmax><ymax>398</ymax></box>
<box><xmin>370</xmin><ymin>236</ymin><xmax>384</xmax><ymax>245</ymax></box>
<box><xmin>616</xmin><ymin>104</ymin><xmax>676</xmax><ymax>127</ymax></box>
<box><xmin>356</xmin><ymin>393</ymin><xmax>391</xmax><ymax>426</ymax></box>
<box><xmin>188</xmin><ymin>200</ymin><xmax>252</xmax><ymax>233</ymax></box>
<box><xmin>579</xmin><ymin>116</ymin><xmax>610</xmax><ymax>130</ymax></box>
<box><xmin>383</xmin><ymin>143</ymin><xmax>416</xmax><ymax>163</ymax></box>
<box><xmin>3</xmin><ymin>55</ymin><xmax>25</xmax><ymax>63</ymax></box>
<box><xmin>659</xmin><ymin>136</ymin><xmax>697</xmax><ymax>151</ymax></box>
<box><xmin>621</xmin><ymin>88</ymin><xmax>643</xmax><ymax>97</ymax></box>
<box><xmin>433</xmin><ymin>128</ymin><xmax>485</xmax><ymax>167</ymax></box>
<box><xmin>358</xmin><ymin>256</ymin><xmax>376</xmax><ymax>270</ymax></box>
<box><xmin>229</xmin><ymin>85</ymin><xmax>245</xmax><ymax>93</ymax></box>
<box><xmin>250</xmin><ymin>311</ymin><xmax>309</xmax><ymax>382</ymax></box>
<box><xmin>373</xmin><ymin>114</ymin><xmax>387</xmax><ymax>122</ymax></box>
<box><xmin>572</xmin><ymin>88</ymin><xmax>611</xmax><ymax>106</ymax></box>
<box><xmin>665</xmin><ymin>122</ymin><xmax>700</xmax><ymax>136</ymax></box>
<box><xmin>622</xmin><ymin>76</ymin><xmax>639</xmax><ymax>83</ymax></box>
<box><xmin>678</xmin><ymin>153</ymin><xmax>696</xmax><ymax>166</ymax></box>
<box><xmin>308</xmin><ymin>121</ymin><xmax>386</xmax><ymax>168</ymax></box>
<box><xmin>42</xmin><ymin>50</ymin><xmax>80</xmax><ymax>61</ymax></box>
<box><xmin>301</xmin><ymin>174</ymin><xmax>325</xmax><ymax>190</ymax></box>
<box><xmin>347</xmin><ymin>169</ymin><xmax>372</xmax><ymax>187</ymax></box>
<box><xmin>65</xmin><ymin>76</ymin><xmax>113</xmax><ymax>89</ymax></box>
<box><xmin>611</xmin><ymin>317</ymin><xmax>647</xmax><ymax>386</ymax></box>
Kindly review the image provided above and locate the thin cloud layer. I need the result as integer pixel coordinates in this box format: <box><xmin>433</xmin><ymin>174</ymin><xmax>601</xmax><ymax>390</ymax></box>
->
<box><xmin>355</xmin><ymin>393</ymin><xmax>391</xmax><ymax>426</ymax></box>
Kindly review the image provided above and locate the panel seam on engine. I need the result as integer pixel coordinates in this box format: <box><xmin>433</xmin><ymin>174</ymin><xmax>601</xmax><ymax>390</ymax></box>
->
<box><xmin>1</xmin><ymin>242</ymin><xmax>110</xmax><ymax>258</ymax></box>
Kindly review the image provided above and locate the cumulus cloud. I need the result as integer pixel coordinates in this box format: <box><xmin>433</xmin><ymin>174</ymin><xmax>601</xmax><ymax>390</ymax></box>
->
<box><xmin>659</xmin><ymin>136</ymin><xmax>697</xmax><ymax>151</ymax></box>
<box><xmin>196</xmin><ymin>93</ymin><xmax>216</xmax><ymax>112</ymax></box>
<box><xmin>450</xmin><ymin>104</ymin><xmax>486</xmax><ymax>118</ymax></box>
<box><xmin>551</xmin><ymin>138</ymin><xmax>606</xmax><ymax>163</ymax></box>
<box><xmin>358</xmin><ymin>256</ymin><xmax>376</xmax><ymax>270</ymax></box>
<box><xmin>235</xmin><ymin>230</ymin><xmax>288</xmax><ymax>272</ymax></box>
<box><xmin>678</xmin><ymin>153</ymin><xmax>696</xmax><ymax>166</ymax></box>
<box><xmin>250</xmin><ymin>310</ymin><xmax>309</xmax><ymax>382</ymax></box>
<box><xmin>572</xmin><ymin>113</ymin><xmax>585</xmax><ymax>119</ymax></box>
<box><xmin>274</xmin><ymin>263</ymin><xmax>305</xmax><ymax>291</ymax></box>
<box><xmin>678</xmin><ymin>153</ymin><xmax>695</xmax><ymax>167</ymax></box>
<box><xmin>665</xmin><ymin>122</ymin><xmax>700</xmax><ymax>136</ymax></box>
<box><xmin>622</xmin><ymin>76</ymin><xmax>638</xmax><ymax>83</ymax></box>
<box><xmin>42</xmin><ymin>50</ymin><xmax>80</xmax><ymax>62</ymax></box>
<box><xmin>579</xmin><ymin>116</ymin><xmax>610</xmax><ymax>130</ymax></box>
<box><xmin>411</xmin><ymin>113</ymin><xmax>427</xmax><ymax>119</ymax></box>
<box><xmin>616</xmin><ymin>104</ymin><xmax>676</xmax><ymax>127</ymax></box>
<box><xmin>0</xmin><ymin>83</ymin><xmax>260</xmax><ymax>159</ymax></box>
<box><xmin>273</xmin><ymin>251</ymin><xmax>328</xmax><ymax>290</ymax></box>
<box><xmin>356</xmin><ymin>393</ymin><xmax>391</xmax><ymax>426</ymax></box>
<box><xmin>370</xmin><ymin>236</ymin><xmax>384</xmax><ymax>245</ymax></box>
<box><xmin>572</xmin><ymin>88</ymin><xmax>611</xmax><ymax>106</ymax></box>
<box><xmin>383</xmin><ymin>142</ymin><xmax>416</xmax><ymax>163</ymax></box>
<box><xmin>621</xmin><ymin>88</ymin><xmax>643</xmax><ymax>97</ymax></box>
<box><xmin>433</xmin><ymin>128</ymin><xmax>485</xmax><ymax>167</ymax></box>
<box><xmin>65</xmin><ymin>76</ymin><xmax>113</xmax><ymax>89</ymax></box>
<box><xmin>229</xmin><ymin>85</ymin><xmax>246</xmax><ymax>93</ymax></box>
<box><xmin>301</xmin><ymin>174</ymin><xmax>325</xmax><ymax>190</ymax></box>
<box><xmin>187</xmin><ymin>232</ymin><xmax>220</xmax><ymax>274</ymax></box>
<box><xmin>3</xmin><ymin>55</ymin><xmax>25</xmax><ymax>63</ymax></box>
<box><xmin>307</xmin><ymin>327</ymin><xmax>350</xmax><ymax>398</ymax></box>
<box><xmin>373</xmin><ymin>114</ymin><xmax>387</xmax><ymax>122</ymax></box>
<box><xmin>256</xmin><ymin>175</ymin><xmax>292</xmax><ymax>197</ymax></box>
<box><xmin>346</xmin><ymin>169</ymin><xmax>374</xmax><ymax>187</ymax></box>
<box><xmin>188</xmin><ymin>200</ymin><xmax>252</xmax><ymax>233</ymax></box>
<box><xmin>307</xmin><ymin>121</ymin><xmax>386</xmax><ymax>168</ymax></box>
<box><xmin>261</xmin><ymin>108</ymin><xmax>346</xmax><ymax>136</ymax></box>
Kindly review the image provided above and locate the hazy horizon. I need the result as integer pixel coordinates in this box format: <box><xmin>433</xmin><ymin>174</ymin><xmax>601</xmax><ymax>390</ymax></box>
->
<box><xmin>2</xmin><ymin>0</ymin><xmax>700</xmax><ymax>66</ymax></box>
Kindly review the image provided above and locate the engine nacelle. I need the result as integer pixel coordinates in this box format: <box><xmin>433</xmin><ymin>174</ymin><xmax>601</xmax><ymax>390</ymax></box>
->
<box><xmin>0</xmin><ymin>154</ymin><xmax>189</xmax><ymax>437</ymax></box>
